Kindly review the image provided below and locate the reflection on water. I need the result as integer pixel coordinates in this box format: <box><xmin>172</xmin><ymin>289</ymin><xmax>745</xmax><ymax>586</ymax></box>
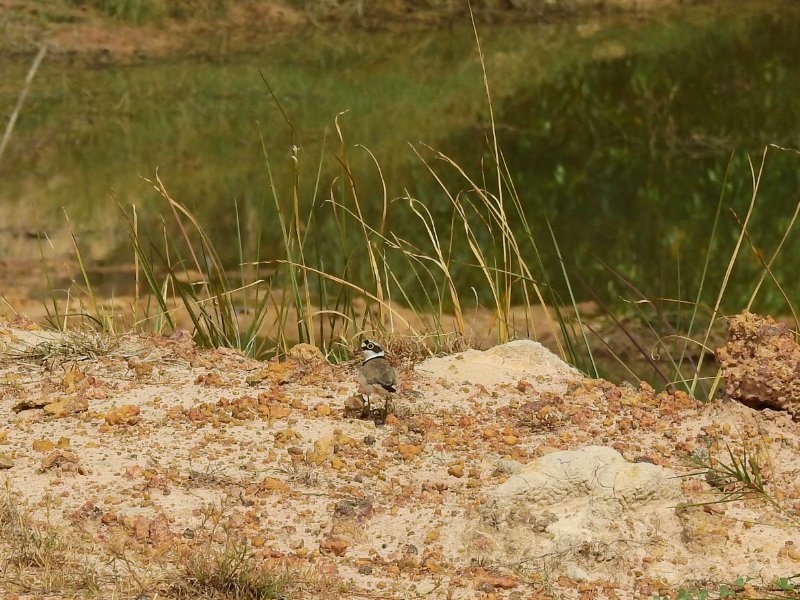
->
<box><xmin>2</xmin><ymin>3</ymin><xmax>800</xmax><ymax>314</ymax></box>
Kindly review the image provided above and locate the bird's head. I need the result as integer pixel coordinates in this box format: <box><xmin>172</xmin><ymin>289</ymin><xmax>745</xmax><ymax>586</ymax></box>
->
<box><xmin>359</xmin><ymin>339</ymin><xmax>385</xmax><ymax>361</ymax></box>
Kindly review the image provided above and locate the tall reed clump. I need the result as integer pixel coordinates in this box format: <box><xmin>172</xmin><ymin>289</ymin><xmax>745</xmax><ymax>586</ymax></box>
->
<box><xmin>117</xmin><ymin>14</ymin><xmax>591</xmax><ymax>367</ymax></box>
<box><xmin>253</xmin><ymin>93</ymin><xmax>591</xmax><ymax>364</ymax></box>
<box><xmin>123</xmin><ymin>173</ymin><xmax>274</xmax><ymax>358</ymax></box>
<box><xmin>117</xmin><ymin>102</ymin><xmax>587</xmax><ymax>366</ymax></box>
<box><xmin>243</xmin><ymin>13</ymin><xmax>591</xmax><ymax>369</ymax></box>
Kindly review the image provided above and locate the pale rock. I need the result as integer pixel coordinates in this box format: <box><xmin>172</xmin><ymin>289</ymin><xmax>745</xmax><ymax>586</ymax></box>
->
<box><xmin>416</xmin><ymin>339</ymin><xmax>579</xmax><ymax>390</ymax></box>
<box><xmin>470</xmin><ymin>445</ymin><xmax>685</xmax><ymax>584</ymax></box>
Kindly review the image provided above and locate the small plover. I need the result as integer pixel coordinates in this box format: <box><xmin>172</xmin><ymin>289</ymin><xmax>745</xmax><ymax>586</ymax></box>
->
<box><xmin>357</xmin><ymin>339</ymin><xmax>397</xmax><ymax>415</ymax></box>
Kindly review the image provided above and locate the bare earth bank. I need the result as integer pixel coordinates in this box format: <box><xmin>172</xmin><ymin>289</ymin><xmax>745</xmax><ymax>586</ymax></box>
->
<box><xmin>1</xmin><ymin>316</ymin><xmax>800</xmax><ymax>598</ymax></box>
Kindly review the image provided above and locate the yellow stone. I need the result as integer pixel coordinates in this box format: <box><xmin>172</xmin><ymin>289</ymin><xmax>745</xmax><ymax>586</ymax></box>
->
<box><xmin>424</xmin><ymin>528</ymin><xmax>440</xmax><ymax>544</ymax></box>
<box><xmin>314</xmin><ymin>436</ymin><xmax>334</xmax><ymax>457</ymax></box>
<box><xmin>269</xmin><ymin>405</ymin><xmax>291</xmax><ymax>419</ymax></box>
<box><xmin>398</xmin><ymin>444</ymin><xmax>422</xmax><ymax>460</ymax></box>
<box><xmin>259</xmin><ymin>477</ymin><xmax>289</xmax><ymax>493</ymax></box>
<box><xmin>32</xmin><ymin>439</ymin><xmax>55</xmax><ymax>452</ymax></box>
<box><xmin>62</xmin><ymin>370</ymin><xmax>85</xmax><ymax>393</ymax></box>
<box><xmin>336</xmin><ymin>434</ymin><xmax>356</xmax><ymax>447</ymax></box>
<box><xmin>447</xmin><ymin>464</ymin><xmax>464</xmax><ymax>478</ymax></box>
<box><xmin>44</xmin><ymin>396</ymin><xmax>88</xmax><ymax>418</ymax></box>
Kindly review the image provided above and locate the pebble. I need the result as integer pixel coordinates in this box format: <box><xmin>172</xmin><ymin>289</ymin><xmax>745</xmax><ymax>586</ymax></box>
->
<box><xmin>398</xmin><ymin>444</ymin><xmax>422</xmax><ymax>460</ymax></box>
<box><xmin>32</xmin><ymin>439</ymin><xmax>55</xmax><ymax>452</ymax></box>
<box><xmin>447</xmin><ymin>464</ymin><xmax>464</xmax><ymax>478</ymax></box>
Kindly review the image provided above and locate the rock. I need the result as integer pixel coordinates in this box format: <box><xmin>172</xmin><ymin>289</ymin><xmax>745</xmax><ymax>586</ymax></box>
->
<box><xmin>0</xmin><ymin>454</ymin><xmax>13</xmax><ymax>469</ymax></box>
<box><xmin>32</xmin><ymin>439</ymin><xmax>55</xmax><ymax>452</ymax></box>
<box><xmin>415</xmin><ymin>339</ymin><xmax>579</xmax><ymax>390</ymax></box>
<box><xmin>287</xmin><ymin>343</ymin><xmax>325</xmax><ymax>362</ymax></box>
<box><xmin>397</xmin><ymin>444</ymin><xmax>422</xmax><ymax>460</ymax></box>
<box><xmin>343</xmin><ymin>395</ymin><xmax>368</xmax><ymax>419</ymax></box>
<box><xmin>307</xmin><ymin>435</ymin><xmax>335</xmax><ymax>465</ymax></box>
<box><xmin>12</xmin><ymin>396</ymin><xmax>50</xmax><ymax>412</ymax></box>
<box><xmin>471</xmin><ymin>445</ymin><xmax>683</xmax><ymax>583</ymax></box>
<box><xmin>43</xmin><ymin>396</ymin><xmax>88</xmax><ymax>418</ymax></box>
<box><xmin>40</xmin><ymin>450</ymin><xmax>81</xmax><ymax>473</ymax></box>
<box><xmin>448</xmin><ymin>464</ymin><xmax>464</xmax><ymax>478</ymax></box>
<box><xmin>319</xmin><ymin>536</ymin><xmax>348</xmax><ymax>556</ymax></box>
<box><xmin>105</xmin><ymin>404</ymin><xmax>141</xmax><ymax>426</ymax></box>
<box><xmin>315</xmin><ymin>403</ymin><xmax>332</xmax><ymax>416</ymax></box>
<box><xmin>716</xmin><ymin>311</ymin><xmax>800</xmax><ymax>418</ymax></box>
<box><xmin>331</xmin><ymin>498</ymin><xmax>373</xmax><ymax>545</ymax></box>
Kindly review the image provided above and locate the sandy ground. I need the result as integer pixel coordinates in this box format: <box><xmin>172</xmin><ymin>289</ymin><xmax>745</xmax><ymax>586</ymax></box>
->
<box><xmin>1</xmin><ymin>318</ymin><xmax>800</xmax><ymax>599</ymax></box>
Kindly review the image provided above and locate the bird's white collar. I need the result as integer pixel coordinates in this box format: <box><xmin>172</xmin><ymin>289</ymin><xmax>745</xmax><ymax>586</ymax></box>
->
<box><xmin>361</xmin><ymin>349</ymin><xmax>385</xmax><ymax>364</ymax></box>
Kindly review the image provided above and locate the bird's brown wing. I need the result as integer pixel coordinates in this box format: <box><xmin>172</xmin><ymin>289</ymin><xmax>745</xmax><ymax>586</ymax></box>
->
<box><xmin>360</xmin><ymin>358</ymin><xmax>397</xmax><ymax>392</ymax></box>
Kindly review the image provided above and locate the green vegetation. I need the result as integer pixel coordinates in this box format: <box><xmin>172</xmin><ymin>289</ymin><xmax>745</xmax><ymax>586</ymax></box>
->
<box><xmin>3</xmin><ymin>2</ymin><xmax>800</xmax><ymax>316</ymax></box>
<box><xmin>5</xmin><ymin>2</ymin><xmax>799</xmax><ymax>391</ymax></box>
<box><xmin>110</xmin><ymin>82</ymin><xmax>577</xmax><ymax>368</ymax></box>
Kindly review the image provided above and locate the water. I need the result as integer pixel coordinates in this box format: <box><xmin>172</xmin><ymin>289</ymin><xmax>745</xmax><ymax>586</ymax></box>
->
<box><xmin>2</xmin><ymin>2</ymin><xmax>800</xmax><ymax>317</ymax></box>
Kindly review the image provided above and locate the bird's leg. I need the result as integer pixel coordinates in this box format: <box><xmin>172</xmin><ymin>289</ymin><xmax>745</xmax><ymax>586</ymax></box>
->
<box><xmin>383</xmin><ymin>397</ymin><xmax>392</xmax><ymax>420</ymax></box>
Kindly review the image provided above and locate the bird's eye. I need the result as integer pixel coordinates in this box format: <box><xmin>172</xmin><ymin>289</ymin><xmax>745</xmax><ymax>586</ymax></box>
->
<box><xmin>367</xmin><ymin>343</ymin><xmax>374</xmax><ymax>349</ymax></box>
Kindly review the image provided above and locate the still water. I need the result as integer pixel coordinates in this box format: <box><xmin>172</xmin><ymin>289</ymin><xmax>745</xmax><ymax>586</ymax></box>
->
<box><xmin>2</xmin><ymin>2</ymin><xmax>800</xmax><ymax>315</ymax></box>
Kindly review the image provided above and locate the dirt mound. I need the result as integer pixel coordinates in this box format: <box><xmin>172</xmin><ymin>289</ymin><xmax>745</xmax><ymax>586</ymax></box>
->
<box><xmin>2</xmin><ymin>319</ymin><xmax>800</xmax><ymax>597</ymax></box>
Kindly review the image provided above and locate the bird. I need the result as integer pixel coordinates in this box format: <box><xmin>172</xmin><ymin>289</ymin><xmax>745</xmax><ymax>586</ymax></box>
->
<box><xmin>357</xmin><ymin>339</ymin><xmax>398</xmax><ymax>417</ymax></box>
